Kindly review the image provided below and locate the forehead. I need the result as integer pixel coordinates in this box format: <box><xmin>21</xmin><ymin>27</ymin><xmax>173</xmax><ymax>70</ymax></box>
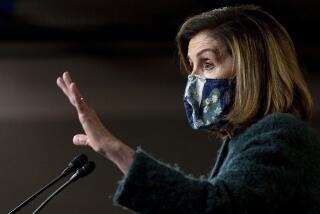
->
<box><xmin>187</xmin><ymin>31</ymin><xmax>224</xmax><ymax>57</ymax></box>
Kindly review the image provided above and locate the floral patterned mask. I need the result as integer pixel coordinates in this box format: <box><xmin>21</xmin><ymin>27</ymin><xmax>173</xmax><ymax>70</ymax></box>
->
<box><xmin>183</xmin><ymin>74</ymin><xmax>235</xmax><ymax>130</ymax></box>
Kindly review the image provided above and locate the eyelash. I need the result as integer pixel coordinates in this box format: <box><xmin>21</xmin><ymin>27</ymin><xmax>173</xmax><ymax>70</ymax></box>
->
<box><xmin>188</xmin><ymin>60</ymin><xmax>215</xmax><ymax>72</ymax></box>
<box><xmin>203</xmin><ymin>62</ymin><xmax>215</xmax><ymax>70</ymax></box>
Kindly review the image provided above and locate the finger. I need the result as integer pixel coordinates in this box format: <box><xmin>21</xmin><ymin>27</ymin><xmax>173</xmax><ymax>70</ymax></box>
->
<box><xmin>70</xmin><ymin>82</ymin><xmax>109</xmax><ymax>142</ymax></box>
<box><xmin>73</xmin><ymin>134</ymin><xmax>89</xmax><ymax>146</ymax></box>
<box><xmin>70</xmin><ymin>82</ymin><xmax>88</xmax><ymax>112</ymax></box>
<box><xmin>63</xmin><ymin>71</ymin><xmax>73</xmax><ymax>89</ymax></box>
<box><xmin>57</xmin><ymin>77</ymin><xmax>70</xmax><ymax>96</ymax></box>
<box><xmin>57</xmin><ymin>77</ymin><xmax>76</xmax><ymax>106</ymax></box>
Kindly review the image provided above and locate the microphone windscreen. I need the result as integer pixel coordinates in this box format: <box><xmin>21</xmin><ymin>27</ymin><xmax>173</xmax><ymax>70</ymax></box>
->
<box><xmin>78</xmin><ymin>161</ymin><xmax>95</xmax><ymax>178</ymax></box>
<box><xmin>68</xmin><ymin>154</ymin><xmax>88</xmax><ymax>170</ymax></box>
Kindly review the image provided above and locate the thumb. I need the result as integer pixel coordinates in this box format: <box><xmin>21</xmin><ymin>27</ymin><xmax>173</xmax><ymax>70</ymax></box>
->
<box><xmin>73</xmin><ymin>134</ymin><xmax>89</xmax><ymax>146</ymax></box>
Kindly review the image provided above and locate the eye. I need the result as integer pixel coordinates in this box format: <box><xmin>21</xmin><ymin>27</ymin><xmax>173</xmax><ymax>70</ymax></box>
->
<box><xmin>189</xmin><ymin>62</ymin><xmax>194</xmax><ymax>70</ymax></box>
<box><xmin>203</xmin><ymin>62</ymin><xmax>215</xmax><ymax>70</ymax></box>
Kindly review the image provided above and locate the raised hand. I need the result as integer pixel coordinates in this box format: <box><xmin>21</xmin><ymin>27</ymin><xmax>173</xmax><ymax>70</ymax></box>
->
<box><xmin>56</xmin><ymin>71</ymin><xmax>134</xmax><ymax>174</ymax></box>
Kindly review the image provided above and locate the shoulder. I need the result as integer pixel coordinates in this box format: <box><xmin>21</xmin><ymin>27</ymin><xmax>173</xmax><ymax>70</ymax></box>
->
<box><xmin>246</xmin><ymin>112</ymin><xmax>308</xmax><ymax>133</ymax></box>
<box><xmin>230</xmin><ymin>112</ymin><xmax>320</xmax><ymax>153</ymax></box>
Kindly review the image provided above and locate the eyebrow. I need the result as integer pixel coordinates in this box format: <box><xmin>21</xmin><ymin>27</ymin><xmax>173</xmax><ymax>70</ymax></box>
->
<box><xmin>187</xmin><ymin>48</ymin><xmax>222</xmax><ymax>62</ymax></box>
<box><xmin>196</xmin><ymin>48</ymin><xmax>220</xmax><ymax>58</ymax></box>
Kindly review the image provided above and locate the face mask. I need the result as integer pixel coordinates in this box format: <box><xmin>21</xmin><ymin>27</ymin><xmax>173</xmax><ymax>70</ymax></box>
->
<box><xmin>183</xmin><ymin>74</ymin><xmax>235</xmax><ymax>130</ymax></box>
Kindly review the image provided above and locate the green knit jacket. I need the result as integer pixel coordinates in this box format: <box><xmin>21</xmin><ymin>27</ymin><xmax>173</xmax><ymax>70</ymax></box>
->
<box><xmin>113</xmin><ymin>113</ymin><xmax>320</xmax><ymax>213</ymax></box>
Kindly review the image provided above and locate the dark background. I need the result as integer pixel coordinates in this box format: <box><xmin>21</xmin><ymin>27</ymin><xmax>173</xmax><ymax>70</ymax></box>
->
<box><xmin>1</xmin><ymin>0</ymin><xmax>319</xmax><ymax>213</ymax></box>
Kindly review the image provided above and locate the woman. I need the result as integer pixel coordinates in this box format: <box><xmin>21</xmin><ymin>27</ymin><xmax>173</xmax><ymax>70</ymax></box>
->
<box><xmin>57</xmin><ymin>5</ymin><xmax>320</xmax><ymax>213</ymax></box>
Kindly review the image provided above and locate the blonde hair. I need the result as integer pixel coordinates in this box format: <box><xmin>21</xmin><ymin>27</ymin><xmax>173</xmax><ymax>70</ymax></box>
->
<box><xmin>176</xmin><ymin>5</ymin><xmax>313</xmax><ymax>132</ymax></box>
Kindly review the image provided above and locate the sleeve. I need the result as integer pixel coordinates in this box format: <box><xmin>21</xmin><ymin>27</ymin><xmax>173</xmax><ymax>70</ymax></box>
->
<box><xmin>113</xmin><ymin>140</ymin><xmax>299</xmax><ymax>214</ymax></box>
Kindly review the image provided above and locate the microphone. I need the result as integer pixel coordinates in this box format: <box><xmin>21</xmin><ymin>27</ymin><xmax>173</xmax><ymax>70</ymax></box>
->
<box><xmin>32</xmin><ymin>161</ymin><xmax>95</xmax><ymax>214</ymax></box>
<box><xmin>9</xmin><ymin>154</ymin><xmax>88</xmax><ymax>214</ymax></box>
<box><xmin>61</xmin><ymin>153</ymin><xmax>88</xmax><ymax>176</ymax></box>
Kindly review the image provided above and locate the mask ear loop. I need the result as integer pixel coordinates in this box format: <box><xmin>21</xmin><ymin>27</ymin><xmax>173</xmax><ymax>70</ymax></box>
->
<box><xmin>219</xmin><ymin>128</ymin><xmax>232</xmax><ymax>140</ymax></box>
<box><xmin>228</xmin><ymin>76</ymin><xmax>236</xmax><ymax>84</ymax></box>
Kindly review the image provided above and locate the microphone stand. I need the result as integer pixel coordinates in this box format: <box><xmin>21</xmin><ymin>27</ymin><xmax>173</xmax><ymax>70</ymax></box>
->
<box><xmin>9</xmin><ymin>153</ymin><xmax>87</xmax><ymax>214</ymax></box>
<box><xmin>32</xmin><ymin>179</ymin><xmax>73</xmax><ymax>214</ymax></box>
<box><xmin>32</xmin><ymin>161</ymin><xmax>95</xmax><ymax>213</ymax></box>
<box><xmin>9</xmin><ymin>172</ymin><xmax>66</xmax><ymax>214</ymax></box>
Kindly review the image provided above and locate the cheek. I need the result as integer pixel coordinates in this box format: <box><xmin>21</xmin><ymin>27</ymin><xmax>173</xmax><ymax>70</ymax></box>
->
<box><xmin>205</xmin><ymin>64</ymin><xmax>233</xmax><ymax>79</ymax></box>
<box><xmin>219</xmin><ymin>57</ymin><xmax>233</xmax><ymax>78</ymax></box>
<box><xmin>204</xmin><ymin>68</ymin><xmax>228</xmax><ymax>79</ymax></box>
<box><xmin>205</xmin><ymin>56</ymin><xmax>233</xmax><ymax>79</ymax></box>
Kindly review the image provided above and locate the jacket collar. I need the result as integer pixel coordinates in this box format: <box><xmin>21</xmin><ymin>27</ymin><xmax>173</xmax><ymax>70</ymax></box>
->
<box><xmin>208</xmin><ymin>137</ymin><xmax>230</xmax><ymax>179</ymax></box>
<box><xmin>208</xmin><ymin>126</ymin><xmax>247</xmax><ymax>180</ymax></box>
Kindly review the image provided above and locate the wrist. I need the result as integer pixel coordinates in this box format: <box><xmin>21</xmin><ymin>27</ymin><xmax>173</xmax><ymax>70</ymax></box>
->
<box><xmin>100</xmin><ymin>137</ymin><xmax>135</xmax><ymax>175</ymax></box>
